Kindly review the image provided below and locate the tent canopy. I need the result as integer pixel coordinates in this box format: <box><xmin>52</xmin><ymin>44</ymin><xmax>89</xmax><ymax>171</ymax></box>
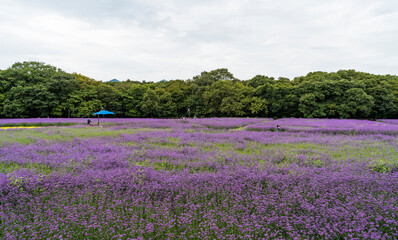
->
<box><xmin>93</xmin><ymin>110</ymin><xmax>115</xmax><ymax>115</ymax></box>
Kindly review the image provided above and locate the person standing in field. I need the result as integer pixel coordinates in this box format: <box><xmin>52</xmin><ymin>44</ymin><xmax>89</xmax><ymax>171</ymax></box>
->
<box><xmin>87</xmin><ymin>119</ymin><xmax>91</xmax><ymax>125</ymax></box>
<box><xmin>276</xmin><ymin>125</ymin><xmax>281</xmax><ymax>132</ymax></box>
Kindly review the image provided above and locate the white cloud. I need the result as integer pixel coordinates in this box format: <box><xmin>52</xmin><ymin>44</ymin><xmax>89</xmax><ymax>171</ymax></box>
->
<box><xmin>1</xmin><ymin>0</ymin><xmax>398</xmax><ymax>81</ymax></box>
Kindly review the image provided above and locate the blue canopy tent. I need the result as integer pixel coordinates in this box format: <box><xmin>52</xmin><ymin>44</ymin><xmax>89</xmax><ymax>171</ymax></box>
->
<box><xmin>93</xmin><ymin>110</ymin><xmax>115</xmax><ymax>125</ymax></box>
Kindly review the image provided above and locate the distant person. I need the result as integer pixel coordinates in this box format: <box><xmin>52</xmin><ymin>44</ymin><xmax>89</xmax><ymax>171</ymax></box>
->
<box><xmin>87</xmin><ymin>119</ymin><xmax>91</xmax><ymax>125</ymax></box>
<box><xmin>276</xmin><ymin>125</ymin><xmax>281</xmax><ymax>132</ymax></box>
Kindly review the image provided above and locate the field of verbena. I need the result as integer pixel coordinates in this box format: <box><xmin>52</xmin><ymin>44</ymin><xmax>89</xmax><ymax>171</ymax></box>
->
<box><xmin>1</xmin><ymin>118</ymin><xmax>398</xmax><ymax>239</ymax></box>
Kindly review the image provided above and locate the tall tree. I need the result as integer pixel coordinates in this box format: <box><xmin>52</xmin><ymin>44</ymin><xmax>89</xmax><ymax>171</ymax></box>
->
<box><xmin>165</xmin><ymin>80</ymin><xmax>191</xmax><ymax>117</ymax></box>
<box><xmin>203</xmin><ymin>80</ymin><xmax>251</xmax><ymax>117</ymax></box>
<box><xmin>0</xmin><ymin>61</ymin><xmax>78</xmax><ymax>118</ymax></box>
<box><xmin>141</xmin><ymin>89</ymin><xmax>161</xmax><ymax>118</ymax></box>
<box><xmin>121</xmin><ymin>84</ymin><xmax>147</xmax><ymax>117</ymax></box>
<box><xmin>338</xmin><ymin>88</ymin><xmax>374</xmax><ymax>118</ymax></box>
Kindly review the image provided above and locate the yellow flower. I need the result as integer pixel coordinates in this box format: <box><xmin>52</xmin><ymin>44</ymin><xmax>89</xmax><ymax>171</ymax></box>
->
<box><xmin>0</xmin><ymin>126</ymin><xmax>42</xmax><ymax>129</ymax></box>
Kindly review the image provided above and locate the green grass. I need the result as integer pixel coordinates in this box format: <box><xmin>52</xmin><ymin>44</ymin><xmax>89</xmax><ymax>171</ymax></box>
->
<box><xmin>0</xmin><ymin>162</ymin><xmax>22</xmax><ymax>173</ymax></box>
<box><xmin>0</xmin><ymin>127</ymin><xmax>169</xmax><ymax>145</ymax></box>
<box><xmin>0</xmin><ymin>162</ymin><xmax>54</xmax><ymax>174</ymax></box>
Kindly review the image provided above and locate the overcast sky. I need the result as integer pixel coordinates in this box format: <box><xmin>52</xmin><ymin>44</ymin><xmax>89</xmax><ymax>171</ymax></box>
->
<box><xmin>1</xmin><ymin>0</ymin><xmax>398</xmax><ymax>81</ymax></box>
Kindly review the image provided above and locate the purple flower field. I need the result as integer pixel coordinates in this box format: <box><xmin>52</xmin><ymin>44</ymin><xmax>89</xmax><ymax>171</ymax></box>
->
<box><xmin>246</xmin><ymin>118</ymin><xmax>398</xmax><ymax>134</ymax></box>
<box><xmin>379</xmin><ymin>119</ymin><xmax>398</xmax><ymax>125</ymax></box>
<box><xmin>1</xmin><ymin>118</ymin><xmax>398</xmax><ymax>239</ymax></box>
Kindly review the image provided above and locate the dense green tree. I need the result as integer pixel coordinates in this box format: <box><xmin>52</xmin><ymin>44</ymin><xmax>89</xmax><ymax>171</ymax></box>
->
<box><xmin>153</xmin><ymin>88</ymin><xmax>176</xmax><ymax>117</ymax></box>
<box><xmin>192</xmin><ymin>68</ymin><xmax>236</xmax><ymax>87</ymax></box>
<box><xmin>0</xmin><ymin>92</ymin><xmax>4</xmax><ymax>114</ymax></box>
<box><xmin>256</xmin><ymin>78</ymin><xmax>298</xmax><ymax>118</ymax></box>
<box><xmin>245</xmin><ymin>75</ymin><xmax>275</xmax><ymax>88</ymax></box>
<box><xmin>165</xmin><ymin>80</ymin><xmax>191</xmax><ymax>117</ymax></box>
<box><xmin>203</xmin><ymin>80</ymin><xmax>251</xmax><ymax>117</ymax></box>
<box><xmin>66</xmin><ymin>86</ymin><xmax>101</xmax><ymax>118</ymax></box>
<box><xmin>247</xmin><ymin>96</ymin><xmax>268</xmax><ymax>116</ymax></box>
<box><xmin>45</xmin><ymin>72</ymin><xmax>79</xmax><ymax>117</ymax></box>
<box><xmin>185</xmin><ymin>84</ymin><xmax>205</xmax><ymax>117</ymax></box>
<box><xmin>121</xmin><ymin>84</ymin><xmax>147</xmax><ymax>117</ymax></box>
<box><xmin>295</xmin><ymin>75</ymin><xmax>378</xmax><ymax>118</ymax></box>
<box><xmin>299</xmin><ymin>92</ymin><xmax>327</xmax><ymax>118</ymax></box>
<box><xmin>188</xmin><ymin>69</ymin><xmax>237</xmax><ymax>117</ymax></box>
<box><xmin>96</xmin><ymin>84</ymin><xmax>122</xmax><ymax>114</ymax></box>
<box><xmin>64</xmin><ymin>74</ymin><xmax>102</xmax><ymax>117</ymax></box>
<box><xmin>0</xmin><ymin>62</ymin><xmax>78</xmax><ymax>118</ymax></box>
<box><xmin>0</xmin><ymin>62</ymin><xmax>397</xmax><ymax>119</ymax></box>
<box><xmin>338</xmin><ymin>88</ymin><xmax>374</xmax><ymax>118</ymax></box>
<box><xmin>141</xmin><ymin>89</ymin><xmax>161</xmax><ymax>118</ymax></box>
<box><xmin>360</xmin><ymin>78</ymin><xmax>398</xmax><ymax>118</ymax></box>
<box><xmin>3</xmin><ymin>84</ymin><xmax>56</xmax><ymax>118</ymax></box>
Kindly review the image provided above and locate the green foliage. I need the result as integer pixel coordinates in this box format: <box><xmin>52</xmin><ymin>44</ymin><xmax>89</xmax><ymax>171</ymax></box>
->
<box><xmin>3</xmin><ymin>84</ymin><xmax>55</xmax><ymax>117</ymax></box>
<box><xmin>141</xmin><ymin>89</ymin><xmax>162</xmax><ymax>117</ymax></box>
<box><xmin>370</xmin><ymin>164</ymin><xmax>391</xmax><ymax>173</ymax></box>
<box><xmin>97</xmin><ymin>84</ymin><xmax>122</xmax><ymax>113</ymax></box>
<box><xmin>299</xmin><ymin>92</ymin><xmax>326</xmax><ymax>118</ymax></box>
<box><xmin>192</xmin><ymin>68</ymin><xmax>236</xmax><ymax>87</ymax></box>
<box><xmin>296</xmin><ymin>73</ymin><xmax>381</xmax><ymax>118</ymax></box>
<box><xmin>0</xmin><ymin>63</ymin><xmax>397</xmax><ymax>119</ymax></box>
<box><xmin>248</xmin><ymin>97</ymin><xmax>268</xmax><ymax>116</ymax></box>
<box><xmin>121</xmin><ymin>84</ymin><xmax>147</xmax><ymax>117</ymax></box>
<box><xmin>166</xmin><ymin>80</ymin><xmax>192</xmax><ymax>117</ymax></box>
<box><xmin>338</xmin><ymin>88</ymin><xmax>374</xmax><ymax>118</ymax></box>
<box><xmin>362</xmin><ymin>80</ymin><xmax>398</xmax><ymax>118</ymax></box>
<box><xmin>203</xmin><ymin>80</ymin><xmax>250</xmax><ymax>117</ymax></box>
<box><xmin>0</xmin><ymin>62</ymin><xmax>79</xmax><ymax>118</ymax></box>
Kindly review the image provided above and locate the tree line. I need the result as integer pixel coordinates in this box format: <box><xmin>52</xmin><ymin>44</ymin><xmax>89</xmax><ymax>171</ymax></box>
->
<box><xmin>0</xmin><ymin>61</ymin><xmax>397</xmax><ymax>119</ymax></box>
